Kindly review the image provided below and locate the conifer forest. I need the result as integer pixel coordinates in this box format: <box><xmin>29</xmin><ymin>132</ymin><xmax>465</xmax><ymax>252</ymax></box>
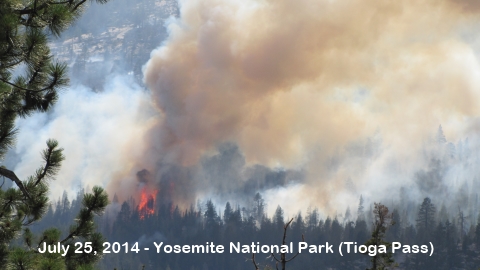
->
<box><xmin>2</xmin><ymin>0</ymin><xmax>480</xmax><ymax>269</ymax></box>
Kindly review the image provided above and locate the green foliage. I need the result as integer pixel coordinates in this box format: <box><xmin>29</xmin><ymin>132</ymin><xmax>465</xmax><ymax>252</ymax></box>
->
<box><xmin>0</xmin><ymin>0</ymin><xmax>112</xmax><ymax>146</ymax></box>
<box><xmin>0</xmin><ymin>0</ymin><xmax>110</xmax><ymax>269</ymax></box>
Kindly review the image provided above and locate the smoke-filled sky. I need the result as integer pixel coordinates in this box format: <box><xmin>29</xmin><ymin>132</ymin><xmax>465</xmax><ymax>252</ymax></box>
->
<box><xmin>9</xmin><ymin>0</ymin><xmax>480</xmax><ymax>217</ymax></box>
<box><xmin>145</xmin><ymin>0</ymin><xmax>480</xmax><ymax>163</ymax></box>
<box><xmin>139</xmin><ymin>0</ymin><xmax>480</xmax><ymax>212</ymax></box>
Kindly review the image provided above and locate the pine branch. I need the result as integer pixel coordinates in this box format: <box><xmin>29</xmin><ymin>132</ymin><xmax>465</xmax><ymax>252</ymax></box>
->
<box><xmin>60</xmin><ymin>187</ymin><xmax>108</xmax><ymax>244</ymax></box>
<box><xmin>14</xmin><ymin>1</ymin><xmax>75</xmax><ymax>15</ymax></box>
<box><xmin>34</xmin><ymin>139</ymin><xmax>64</xmax><ymax>185</ymax></box>
<box><xmin>72</xmin><ymin>0</ymin><xmax>88</xmax><ymax>12</ymax></box>
<box><xmin>0</xmin><ymin>120</ymin><xmax>18</xmax><ymax>158</ymax></box>
<box><xmin>0</xmin><ymin>78</ymin><xmax>62</xmax><ymax>93</ymax></box>
<box><xmin>0</xmin><ymin>167</ymin><xmax>31</xmax><ymax>200</ymax></box>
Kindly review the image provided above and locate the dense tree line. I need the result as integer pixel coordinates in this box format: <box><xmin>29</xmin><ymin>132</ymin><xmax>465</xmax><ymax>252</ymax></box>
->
<box><xmin>33</xmin><ymin>191</ymin><xmax>480</xmax><ymax>270</ymax></box>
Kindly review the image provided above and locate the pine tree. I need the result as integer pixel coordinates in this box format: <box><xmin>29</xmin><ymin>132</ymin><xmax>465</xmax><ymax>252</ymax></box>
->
<box><xmin>291</xmin><ymin>212</ymin><xmax>305</xmax><ymax>241</ymax></box>
<box><xmin>475</xmin><ymin>215</ymin><xmax>480</xmax><ymax>250</ymax></box>
<box><xmin>0</xmin><ymin>0</ymin><xmax>110</xmax><ymax>268</ymax></box>
<box><xmin>365</xmin><ymin>203</ymin><xmax>396</xmax><ymax>270</ymax></box>
<box><xmin>344</xmin><ymin>206</ymin><xmax>352</xmax><ymax>222</ymax></box>
<box><xmin>355</xmin><ymin>217</ymin><xmax>369</xmax><ymax>245</ymax></box>
<box><xmin>358</xmin><ymin>195</ymin><xmax>365</xmax><ymax>220</ymax></box>
<box><xmin>306</xmin><ymin>207</ymin><xmax>319</xmax><ymax>230</ymax></box>
<box><xmin>224</xmin><ymin>202</ymin><xmax>233</xmax><ymax>223</ymax></box>
<box><xmin>204</xmin><ymin>200</ymin><xmax>220</xmax><ymax>239</ymax></box>
<box><xmin>385</xmin><ymin>209</ymin><xmax>401</xmax><ymax>242</ymax></box>
<box><xmin>253</xmin><ymin>192</ymin><xmax>266</xmax><ymax>223</ymax></box>
<box><xmin>416</xmin><ymin>197</ymin><xmax>436</xmax><ymax>239</ymax></box>
<box><xmin>445</xmin><ymin>219</ymin><xmax>461</xmax><ymax>268</ymax></box>
<box><xmin>274</xmin><ymin>206</ymin><xmax>285</xmax><ymax>228</ymax></box>
<box><xmin>437</xmin><ymin>125</ymin><xmax>447</xmax><ymax>144</ymax></box>
<box><xmin>457</xmin><ymin>208</ymin><xmax>468</xmax><ymax>238</ymax></box>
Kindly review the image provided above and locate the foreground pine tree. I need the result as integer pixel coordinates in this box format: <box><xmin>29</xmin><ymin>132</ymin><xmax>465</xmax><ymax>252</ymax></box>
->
<box><xmin>1</xmin><ymin>0</ymin><xmax>110</xmax><ymax>269</ymax></box>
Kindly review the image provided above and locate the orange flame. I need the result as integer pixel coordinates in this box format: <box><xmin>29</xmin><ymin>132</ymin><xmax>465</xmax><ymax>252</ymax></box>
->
<box><xmin>138</xmin><ymin>188</ymin><xmax>158</xmax><ymax>220</ymax></box>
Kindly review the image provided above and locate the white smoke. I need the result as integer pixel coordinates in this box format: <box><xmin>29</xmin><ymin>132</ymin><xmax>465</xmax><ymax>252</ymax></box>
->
<box><xmin>11</xmin><ymin>74</ymin><xmax>154</xmax><ymax>199</ymax></box>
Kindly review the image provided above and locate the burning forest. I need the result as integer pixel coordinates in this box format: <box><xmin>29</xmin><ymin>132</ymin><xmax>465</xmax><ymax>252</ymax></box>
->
<box><xmin>137</xmin><ymin>188</ymin><xmax>158</xmax><ymax>220</ymax></box>
<box><xmin>90</xmin><ymin>0</ymin><xmax>480</xmax><ymax>218</ymax></box>
<box><xmin>5</xmin><ymin>0</ymin><xmax>480</xmax><ymax>268</ymax></box>
<box><xmin>9</xmin><ymin>0</ymin><xmax>480</xmax><ymax>218</ymax></box>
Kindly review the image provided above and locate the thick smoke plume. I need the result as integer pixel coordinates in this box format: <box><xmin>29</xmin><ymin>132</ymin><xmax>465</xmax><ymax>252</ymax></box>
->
<box><xmin>108</xmin><ymin>0</ymin><xmax>480</xmax><ymax>214</ymax></box>
<box><xmin>10</xmin><ymin>0</ymin><xmax>480</xmax><ymax>217</ymax></box>
<box><xmin>144</xmin><ymin>0</ymin><xmax>480</xmax><ymax>163</ymax></box>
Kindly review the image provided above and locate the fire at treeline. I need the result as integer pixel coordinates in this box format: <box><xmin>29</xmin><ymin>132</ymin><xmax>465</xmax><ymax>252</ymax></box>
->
<box><xmin>28</xmin><ymin>129</ymin><xmax>480</xmax><ymax>270</ymax></box>
<box><xmin>30</xmin><ymin>186</ymin><xmax>480</xmax><ymax>270</ymax></box>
